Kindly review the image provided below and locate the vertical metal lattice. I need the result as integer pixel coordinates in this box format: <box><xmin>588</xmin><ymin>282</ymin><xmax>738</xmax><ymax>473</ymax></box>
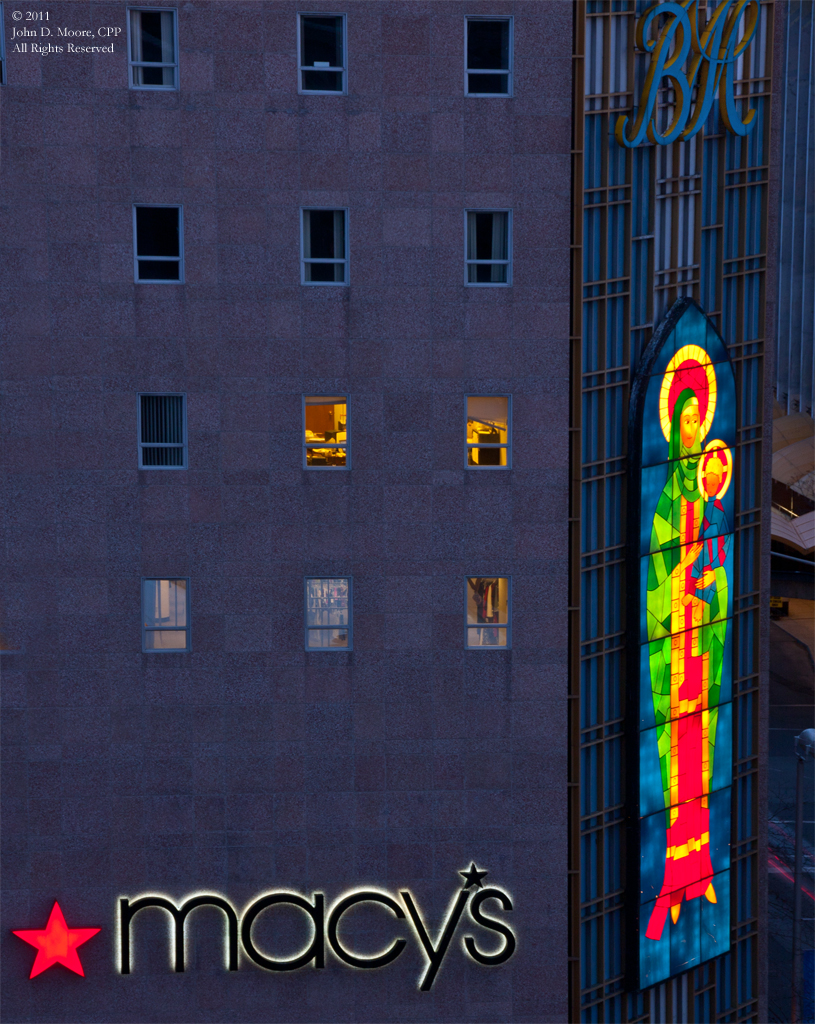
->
<box><xmin>570</xmin><ymin>2</ymin><xmax>772</xmax><ymax>1020</ymax></box>
<box><xmin>776</xmin><ymin>0</ymin><xmax>814</xmax><ymax>416</ymax></box>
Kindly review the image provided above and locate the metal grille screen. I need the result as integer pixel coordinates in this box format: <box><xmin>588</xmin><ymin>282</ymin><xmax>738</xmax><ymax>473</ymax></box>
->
<box><xmin>139</xmin><ymin>394</ymin><xmax>185</xmax><ymax>468</ymax></box>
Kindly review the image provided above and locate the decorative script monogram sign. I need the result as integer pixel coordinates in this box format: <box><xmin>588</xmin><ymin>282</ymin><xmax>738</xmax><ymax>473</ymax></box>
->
<box><xmin>615</xmin><ymin>0</ymin><xmax>759</xmax><ymax>148</ymax></box>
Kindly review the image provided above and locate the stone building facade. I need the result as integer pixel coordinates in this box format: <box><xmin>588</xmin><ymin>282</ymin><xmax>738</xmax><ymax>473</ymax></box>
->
<box><xmin>1</xmin><ymin>3</ymin><xmax>572</xmax><ymax>1022</ymax></box>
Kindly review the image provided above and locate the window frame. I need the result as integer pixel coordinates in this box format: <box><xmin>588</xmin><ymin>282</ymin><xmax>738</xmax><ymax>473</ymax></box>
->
<box><xmin>133</xmin><ymin>204</ymin><xmax>184</xmax><ymax>284</ymax></box>
<box><xmin>297</xmin><ymin>12</ymin><xmax>347</xmax><ymax>95</ymax></box>
<box><xmin>304</xmin><ymin>576</ymin><xmax>353</xmax><ymax>652</ymax></box>
<box><xmin>138</xmin><ymin>392</ymin><xmax>188</xmax><ymax>470</ymax></box>
<box><xmin>300</xmin><ymin>207</ymin><xmax>349</xmax><ymax>286</ymax></box>
<box><xmin>303</xmin><ymin>395</ymin><xmax>350</xmax><ymax>470</ymax></box>
<box><xmin>141</xmin><ymin>577</ymin><xmax>191</xmax><ymax>653</ymax></box>
<box><xmin>465</xmin><ymin>394</ymin><xmax>511</xmax><ymax>470</ymax></box>
<box><xmin>0</xmin><ymin>4</ymin><xmax>6</xmax><ymax>86</ymax></box>
<box><xmin>464</xmin><ymin>16</ymin><xmax>513</xmax><ymax>98</ymax></box>
<box><xmin>127</xmin><ymin>7</ymin><xmax>179</xmax><ymax>91</ymax></box>
<box><xmin>464</xmin><ymin>209</ymin><xmax>512</xmax><ymax>287</ymax></box>
<box><xmin>464</xmin><ymin>576</ymin><xmax>511</xmax><ymax>650</ymax></box>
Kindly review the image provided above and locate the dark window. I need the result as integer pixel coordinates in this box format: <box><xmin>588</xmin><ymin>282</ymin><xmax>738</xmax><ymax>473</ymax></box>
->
<box><xmin>299</xmin><ymin>15</ymin><xmax>345</xmax><ymax>93</ymax></box>
<box><xmin>466</xmin><ymin>211</ymin><xmax>510</xmax><ymax>284</ymax></box>
<box><xmin>302</xmin><ymin>209</ymin><xmax>347</xmax><ymax>283</ymax></box>
<box><xmin>129</xmin><ymin>8</ymin><xmax>178</xmax><ymax>88</ymax></box>
<box><xmin>466</xmin><ymin>19</ymin><xmax>511</xmax><ymax>96</ymax></box>
<box><xmin>139</xmin><ymin>394</ymin><xmax>187</xmax><ymax>468</ymax></box>
<box><xmin>134</xmin><ymin>206</ymin><xmax>182</xmax><ymax>282</ymax></box>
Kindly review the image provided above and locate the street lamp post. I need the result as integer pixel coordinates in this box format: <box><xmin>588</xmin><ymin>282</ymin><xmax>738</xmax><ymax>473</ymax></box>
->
<box><xmin>792</xmin><ymin>727</ymin><xmax>815</xmax><ymax>1024</ymax></box>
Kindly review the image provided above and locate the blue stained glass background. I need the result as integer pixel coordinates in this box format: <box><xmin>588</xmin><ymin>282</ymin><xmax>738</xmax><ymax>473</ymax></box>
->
<box><xmin>645</xmin><ymin>304</ymin><xmax>731</xmax><ymax>363</ymax></box>
<box><xmin>670</xmin><ymin>888</ymin><xmax>701</xmax><ymax>977</ymax></box>
<box><xmin>639</xmin><ymin>870</ymin><xmax>731</xmax><ymax>985</ymax></box>
<box><xmin>637</xmin><ymin>303</ymin><xmax>737</xmax><ymax>988</ymax></box>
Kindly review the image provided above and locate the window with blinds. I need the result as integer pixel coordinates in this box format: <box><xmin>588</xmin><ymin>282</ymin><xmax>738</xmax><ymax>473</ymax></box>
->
<box><xmin>138</xmin><ymin>394</ymin><xmax>187</xmax><ymax>468</ymax></box>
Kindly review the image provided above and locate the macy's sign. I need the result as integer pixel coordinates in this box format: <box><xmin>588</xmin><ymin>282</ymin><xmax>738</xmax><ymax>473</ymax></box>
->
<box><xmin>15</xmin><ymin>866</ymin><xmax>516</xmax><ymax>991</ymax></box>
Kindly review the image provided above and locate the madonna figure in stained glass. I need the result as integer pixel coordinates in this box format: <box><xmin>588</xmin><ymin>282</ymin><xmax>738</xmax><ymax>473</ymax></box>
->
<box><xmin>644</xmin><ymin>347</ymin><xmax>733</xmax><ymax>941</ymax></box>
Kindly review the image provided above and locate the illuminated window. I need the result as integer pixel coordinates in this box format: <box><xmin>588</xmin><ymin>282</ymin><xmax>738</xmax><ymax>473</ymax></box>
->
<box><xmin>138</xmin><ymin>394</ymin><xmax>187</xmax><ymax>468</ymax></box>
<box><xmin>142</xmin><ymin>579</ymin><xmax>189</xmax><ymax>652</ymax></box>
<box><xmin>301</xmin><ymin>209</ymin><xmax>347</xmax><ymax>284</ymax></box>
<box><xmin>466</xmin><ymin>396</ymin><xmax>510</xmax><ymax>468</ymax></box>
<box><xmin>466</xmin><ymin>577</ymin><xmax>510</xmax><ymax>648</ymax></box>
<box><xmin>133</xmin><ymin>205</ymin><xmax>183</xmax><ymax>282</ymax></box>
<box><xmin>304</xmin><ymin>396</ymin><xmax>348</xmax><ymax>468</ymax></box>
<box><xmin>305</xmin><ymin>577</ymin><xmax>351</xmax><ymax>650</ymax></box>
<box><xmin>465</xmin><ymin>18</ymin><xmax>512</xmax><ymax>96</ymax></box>
<box><xmin>299</xmin><ymin>14</ymin><xmax>345</xmax><ymax>93</ymax></box>
<box><xmin>128</xmin><ymin>8</ymin><xmax>178</xmax><ymax>89</ymax></box>
<box><xmin>466</xmin><ymin>211</ymin><xmax>511</xmax><ymax>284</ymax></box>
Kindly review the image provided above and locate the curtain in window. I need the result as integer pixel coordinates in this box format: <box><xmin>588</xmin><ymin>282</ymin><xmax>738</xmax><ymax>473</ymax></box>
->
<box><xmin>304</xmin><ymin>210</ymin><xmax>345</xmax><ymax>282</ymax></box>
<box><xmin>131</xmin><ymin>11</ymin><xmax>174</xmax><ymax>63</ymax></box>
<box><xmin>131</xmin><ymin>11</ymin><xmax>175</xmax><ymax>86</ymax></box>
<box><xmin>467</xmin><ymin>212</ymin><xmax>479</xmax><ymax>262</ymax></box>
<box><xmin>467</xmin><ymin>212</ymin><xmax>508</xmax><ymax>283</ymax></box>
<box><xmin>490</xmin><ymin>212</ymin><xmax>508</xmax><ymax>282</ymax></box>
<box><xmin>332</xmin><ymin>210</ymin><xmax>344</xmax><ymax>261</ymax></box>
<box><xmin>145</xmin><ymin>579</ymin><xmax>186</xmax><ymax>627</ymax></box>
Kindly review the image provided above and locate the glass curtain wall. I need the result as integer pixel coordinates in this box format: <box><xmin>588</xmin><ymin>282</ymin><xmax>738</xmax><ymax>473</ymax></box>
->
<box><xmin>570</xmin><ymin>2</ymin><xmax>773</xmax><ymax>1020</ymax></box>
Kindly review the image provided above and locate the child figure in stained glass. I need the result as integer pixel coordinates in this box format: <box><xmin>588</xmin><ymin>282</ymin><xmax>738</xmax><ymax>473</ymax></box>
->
<box><xmin>691</xmin><ymin>449</ymin><xmax>732</xmax><ymax>612</ymax></box>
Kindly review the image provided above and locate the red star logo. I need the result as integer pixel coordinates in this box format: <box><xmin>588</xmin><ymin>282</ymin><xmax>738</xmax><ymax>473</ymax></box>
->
<box><xmin>13</xmin><ymin>902</ymin><xmax>100</xmax><ymax>979</ymax></box>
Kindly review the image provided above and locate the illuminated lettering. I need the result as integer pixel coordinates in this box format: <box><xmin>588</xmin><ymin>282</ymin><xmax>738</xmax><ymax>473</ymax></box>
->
<box><xmin>240</xmin><ymin>893</ymin><xmax>325</xmax><ymax>972</ymax></box>
<box><xmin>326</xmin><ymin>891</ymin><xmax>407</xmax><ymax>968</ymax></box>
<box><xmin>615</xmin><ymin>0</ymin><xmax>759</xmax><ymax>148</ymax></box>
<box><xmin>119</xmin><ymin>895</ymin><xmax>238</xmax><ymax>974</ymax></box>
<box><xmin>115</xmin><ymin>870</ymin><xmax>517</xmax><ymax>988</ymax></box>
<box><xmin>401</xmin><ymin>889</ymin><xmax>471</xmax><ymax>991</ymax></box>
<box><xmin>463</xmin><ymin>888</ymin><xmax>516</xmax><ymax>965</ymax></box>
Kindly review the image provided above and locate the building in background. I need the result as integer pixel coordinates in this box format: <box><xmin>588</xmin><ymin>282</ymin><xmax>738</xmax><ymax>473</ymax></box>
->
<box><xmin>769</xmin><ymin>3</ymin><xmax>814</xmax><ymax>1021</ymax></box>
<box><xmin>775</xmin><ymin>0</ymin><xmax>813</xmax><ymax>423</ymax></box>
<box><xmin>0</xmin><ymin>2</ymin><xmax>790</xmax><ymax>1022</ymax></box>
<box><xmin>771</xmin><ymin>0</ymin><xmax>813</xmax><ymax>571</ymax></box>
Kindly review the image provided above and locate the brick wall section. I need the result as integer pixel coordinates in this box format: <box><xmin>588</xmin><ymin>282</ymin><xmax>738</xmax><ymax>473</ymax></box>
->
<box><xmin>0</xmin><ymin>2</ymin><xmax>572</xmax><ymax>1021</ymax></box>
